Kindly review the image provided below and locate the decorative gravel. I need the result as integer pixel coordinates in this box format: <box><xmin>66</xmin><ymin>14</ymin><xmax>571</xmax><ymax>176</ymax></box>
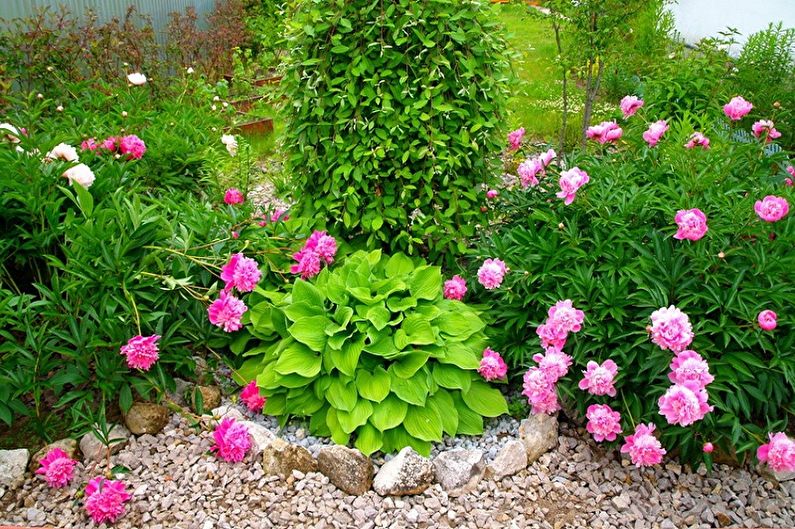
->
<box><xmin>2</xmin><ymin>404</ymin><xmax>793</xmax><ymax>529</ymax></box>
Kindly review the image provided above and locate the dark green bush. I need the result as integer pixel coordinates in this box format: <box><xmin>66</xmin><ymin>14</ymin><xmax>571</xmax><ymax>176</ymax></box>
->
<box><xmin>282</xmin><ymin>0</ymin><xmax>510</xmax><ymax>261</ymax></box>
<box><xmin>475</xmin><ymin>107</ymin><xmax>794</xmax><ymax>464</ymax></box>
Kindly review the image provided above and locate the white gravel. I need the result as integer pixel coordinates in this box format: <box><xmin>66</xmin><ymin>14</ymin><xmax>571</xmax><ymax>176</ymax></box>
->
<box><xmin>1</xmin><ymin>407</ymin><xmax>793</xmax><ymax>529</ymax></box>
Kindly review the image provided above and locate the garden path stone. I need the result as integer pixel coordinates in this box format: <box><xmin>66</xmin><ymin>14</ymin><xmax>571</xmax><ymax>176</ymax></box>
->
<box><xmin>758</xmin><ymin>463</ymin><xmax>795</xmax><ymax>483</ymax></box>
<box><xmin>79</xmin><ymin>423</ymin><xmax>130</xmax><ymax>461</ymax></box>
<box><xmin>124</xmin><ymin>402</ymin><xmax>170</xmax><ymax>435</ymax></box>
<box><xmin>0</xmin><ymin>449</ymin><xmax>28</xmax><ymax>494</ymax></box>
<box><xmin>487</xmin><ymin>439</ymin><xmax>527</xmax><ymax>480</ymax></box>
<box><xmin>432</xmin><ymin>448</ymin><xmax>484</xmax><ymax>496</ymax></box>
<box><xmin>317</xmin><ymin>445</ymin><xmax>373</xmax><ymax>495</ymax></box>
<box><xmin>518</xmin><ymin>412</ymin><xmax>558</xmax><ymax>463</ymax></box>
<box><xmin>29</xmin><ymin>438</ymin><xmax>78</xmax><ymax>471</ymax></box>
<box><xmin>373</xmin><ymin>447</ymin><xmax>434</xmax><ymax>496</ymax></box>
<box><xmin>261</xmin><ymin>438</ymin><xmax>317</xmax><ymax>477</ymax></box>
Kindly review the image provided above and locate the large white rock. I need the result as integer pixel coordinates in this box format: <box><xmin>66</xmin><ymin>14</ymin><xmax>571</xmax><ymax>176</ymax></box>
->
<box><xmin>432</xmin><ymin>448</ymin><xmax>484</xmax><ymax>496</ymax></box>
<box><xmin>373</xmin><ymin>447</ymin><xmax>434</xmax><ymax>496</ymax></box>
<box><xmin>487</xmin><ymin>440</ymin><xmax>527</xmax><ymax>480</ymax></box>
<box><xmin>0</xmin><ymin>449</ymin><xmax>29</xmax><ymax>494</ymax></box>
<box><xmin>519</xmin><ymin>412</ymin><xmax>559</xmax><ymax>463</ymax></box>
<box><xmin>241</xmin><ymin>420</ymin><xmax>276</xmax><ymax>453</ymax></box>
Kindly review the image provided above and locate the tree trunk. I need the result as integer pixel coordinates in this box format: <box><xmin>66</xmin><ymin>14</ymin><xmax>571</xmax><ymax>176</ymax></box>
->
<box><xmin>552</xmin><ymin>17</ymin><xmax>568</xmax><ymax>157</ymax></box>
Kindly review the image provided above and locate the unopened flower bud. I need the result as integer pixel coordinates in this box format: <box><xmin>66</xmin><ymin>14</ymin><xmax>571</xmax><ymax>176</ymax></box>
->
<box><xmin>222</xmin><ymin>102</ymin><xmax>229</xmax><ymax>108</ymax></box>
<box><xmin>56</xmin><ymin>105</ymin><xmax>63</xmax><ymax>112</ymax></box>
<box><xmin>211</xmin><ymin>105</ymin><xmax>217</xmax><ymax>111</ymax></box>
<box><xmin>36</xmin><ymin>93</ymin><xmax>44</xmax><ymax>99</ymax></box>
<box><xmin>47</xmin><ymin>66</ymin><xmax>54</xmax><ymax>72</ymax></box>
<box><xmin>773</xmin><ymin>101</ymin><xmax>781</xmax><ymax>109</ymax></box>
<box><xmin>213</xmin><ymin>96</ymin><xmax>220</xmax><ymax>102</ymax></box>
<box><xmin>717</xmin><ymin>252</ymin><xmax>725</xmax><ymax>259</ymax></box>
<box><xmin>121</xmin><ymin>111</ymin><xmax>128</xmax><ymax>117</ymax></box>
<box><xmin>558</xmin><ymin>223</ymin><xmax>565</xmax><ymax>229</ymax></box>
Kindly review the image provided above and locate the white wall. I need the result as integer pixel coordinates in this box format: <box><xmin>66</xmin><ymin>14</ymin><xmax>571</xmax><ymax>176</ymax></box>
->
<box><xmin>671</xmin><ymin>0</ymin><xmax>795</xmax><ymax>52</ymax></box>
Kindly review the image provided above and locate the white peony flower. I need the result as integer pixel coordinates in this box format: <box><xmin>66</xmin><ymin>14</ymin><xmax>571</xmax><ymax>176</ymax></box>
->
<box><xmin>46</xmin><ymin>142</ymin><xmax>79</xmax><ymax>162</ymax></box>
<box><xmin>127</xmin><ymin>72</ymin><xmax>147</xmax><ymax>86</ymax></box>
<box><xmin>0</xmin><ymin>122</ymin><xmax>21</xmax><ymax>143</ymax></box>
<box><xmin>221</xmin><ymin>134</ymin><xmax>238</xmax><ymax>157</ymax></box>
<box><xmin>63</xmin><ymin>163</ymin><xmax>95</xmax><ymax>188</ymax></box>
<box><xmin>186</xmin><ymin>67</ymin><xmax>194</xmax><ymax>74</ymax></box>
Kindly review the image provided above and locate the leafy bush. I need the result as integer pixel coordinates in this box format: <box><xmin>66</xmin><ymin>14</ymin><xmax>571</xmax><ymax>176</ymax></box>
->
<box><xmin>282</xmin><ymin>0</ymin><xmax>510</xmax><ymax>261</ymax></box>
<box><xmin>234</xmin><ymin>250</ymin><xmax>508</xmax><ymax>455</ymax></box>
<box><xmin>476</xmin><ymin>102</ymin><xmax>794</xmax><ymax>464</ymax></box>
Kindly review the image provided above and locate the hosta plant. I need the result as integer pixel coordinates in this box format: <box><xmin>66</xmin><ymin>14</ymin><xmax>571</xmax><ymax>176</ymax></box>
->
<box><xmin>233</xmin><ymin>250</ymin><xmax>508</xmax><ymax>455</ymax></box>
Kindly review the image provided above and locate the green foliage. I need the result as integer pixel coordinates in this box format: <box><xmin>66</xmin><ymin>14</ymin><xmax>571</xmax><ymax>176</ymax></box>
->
<box><xmin>236</xmin><ymin>250</ymin><xmax>507</xmax><ymax>455</ymax></box>
<box><xmin>476</xmin><ymin>105</ymin><xmax>794</xmax><ymax>464</ymax></box>
<box><xmin>282</xmin><ymin>0</ymin><xmax>510</xmax><ymax>262</ymax></box>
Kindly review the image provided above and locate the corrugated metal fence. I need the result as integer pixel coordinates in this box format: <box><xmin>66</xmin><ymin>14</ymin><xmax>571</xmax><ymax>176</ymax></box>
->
<box><xmin>0</xmin><ymin>0</ymin><xmax>217</xmax><ymax>42</ymax></box>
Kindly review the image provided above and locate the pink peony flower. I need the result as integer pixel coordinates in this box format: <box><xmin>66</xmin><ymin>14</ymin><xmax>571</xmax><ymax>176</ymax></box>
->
<box><xmin>290</xmin><ymin>231</ymin><xmax>338</xmax><ymax>279</ymax></box>
<box><xmin>443</xmin><ymin>275</ymin><xmax>467</xmax><ymax>301</ymax></box>
<box><xmin>539</xmin><ymin>148</ymin><xmax>557</xmax><ymax>167</ymax></box>
<box><xmin>120</xmin><ymin>334</ymin><xmax>160</xmax><ymax>371</ymax></box>
<box><xmin>518</xmin><ymin>157</ymin><xmax>543</xmax><ymax>188</ymax></box>
<box><xmin>586</xmin><ymin>121</ymin><xmax>623</xmax><ymax>144</ymax></box>
<box><xmin>642</xmin><ymin>120</ymin><xmax>669</xmax><ymax>147</ymax></box>
<box><xmin>658</xmin><ymin>381</ymin><xmax>713</xmax><ymax>426</ymax></box>
<box><xmin>478</xmin><ymin>348</ymin><xmax>508</xmax><ymax>381</ymax></box>
<box><xmin>224</xmin><ymin>188</ymin><xmax>245</xmax><ymax>205</ymax></box>
<box><xmin>62</xmin><ymin>163</ymin><xmax>96</xmax><ymax>188</ymax></box>
<box><xmin>754</xmin><ymin>195</ymin><xmax>789</xmax><ymax>222</ymax></box>
<box><xmin>649</xmin><ymin>305</ymin><xmax>694</xmax><ymax>352</ymax></box>
<box><xmin>586</xmin><ymin>404</ymin><xmax>623</xmax><ymax>442</ymax></box>
<box><xmin>211</xmin><ymin>417</ymin><xmax>251</xmax><ymax>462</ymax></box>
<box><xmin>35</xmin><ymin>447</ymin><xmax>76</xmax><ymax>488</ymax></box>
<box><xmin>787</xmin><ymin>166</ymin><xmax>795</xmax><ymax>186</ymax></box>
<box><xmin>758</xmin><ymin>310</ymin><xmax>777</xmax><ymax>331</ymax></box>
<box><xmin>220</xmin><ymin>253</ymin><xmax>261</xmax><ymax>293</ymax></box>
<box><xmin>232</xmin><ymin>231</ymin><xmax>240</xmax><ymax>239</ymax></box>
<box><xmin>673</xmin><ymin>208</ymin><xmax>708</xmax><ymax>241</ymax></box>
<box><xmin>486</xmin><ymin>189</ymin><xmax>500</xmax><ymax>199</ymax></box>
<box><xmin>751</xmin><ymin>120</ymin><xmax>782</xmax><ymax>142</ymax></box>
<box><xmin>578</xmin><ymin>359</ymin><xmax>618</xmax><ymax>397</ymax></box>
<box><xmin>508</xmin><ymin>127</ymin><xmax>525</xmax><ymax>150</ymax></box>
<box><xmin>240</xmin><ymin>380</ymin><xmax>266</xmax><ymax>412</ymax></box>
<box><xmin>620</xmin><ymin>95</ymin><xmax>644</xmax><ymax>119</ymax></box>
<box><xmin>522</xmin><ymin>367</ymin><xmax>555</xmax><ymax>402</ymax></box>
<box><xmin>621</xmin><ymin>423</ymin><xmax>666</xmax><ymax>467</ymax></box>
<box><xmin>477</xmin><ymin>258</ymin><xmax>507</xmax><ymax>289</ymax></box>
<box><xmin>536</xmin><ymin>321</ymin><xmax>568</xmax><ymax>351</ymax></box>
<box><xmin>547</xmin><ymin>299</ymin><xmax>585</xmax><ymax>333</ymax></box>
<box><xmin>101</xmin><ymin>137</ymin><xmax>119</xmax><ymax>151</ymax></box>
<box><xmin>723</xmin><ymin>96</ymin><xmax>753</xmax><ymax>121</ymax></box>
<box><xmin>684</xmin><ymin>132</ymin><xmax>710</xmax><ymax>150</ymax></box>
<box><xmin>84</xmin><ymin>477</ymin><xmax>131</xmax><ymax>524</ymax></box>
<box><xmin>81</xmin><ymin>138</ymin><xmax>99</xmax><ymax>151</ymax></box>
<box><xmin>119</xmin><ymin>134</ymin><xmax>146</xmax><ymax>160</ymax></box>
<box><xmin>529</xmin><ymin>387</ymin><xmax>560</xmax><ymax>415</ymax></box>
<box><xmin>757</xmin><ymin>432</ymin><xmax>795</xmax><ymax>473</ymax></box>
<box><xmin>532</xmin><ymin>347</ymin><xmax>573</xmax><ymax>383</ymax></box>
<box><xmin>668</xmin><ymin>350</ymin><xmax>714</xmax><ymax>388</ymax></box>
<box><xmin>703</xmin><ymin>442</ymin><xmax>714</xmax><ymax>453</ymax></box>
<box><xmin>207</xmin><ymin>290</ymin><xmax>247</xmax><ymax>332</ymax></box>
<box><xmin>556</xmin><ymin>167</ymin><xmax>589</xmax><ymax>205</ymax></box>
<box><xmin>290</xmin><ymin>251</ymin><xmax>322</xmax><ymax>279</ymax></box>
<box><xmin>46</xmin><ymin>142</ymin><xmax>79</xmax><ymax>162</ymax></box>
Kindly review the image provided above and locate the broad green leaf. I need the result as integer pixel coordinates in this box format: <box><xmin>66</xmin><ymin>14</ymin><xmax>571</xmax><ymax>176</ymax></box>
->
<box><xmin>289</xmin><ymin>316</ymin><xmax>329</xmax><ymax>352</ymax></box>
<box><xmin>390</xmin><ymin>352</ymin><xmax>430</xmax><ymax>379</ymax></box>
<box><xmin>292</xmin><ymin>279</ymin><xmax>325</xmax><ymax>307</ymax></box>
<box><xmin>274</xmin><ymin>342</ymin><xmax>322</xmax><ymax>378</ymax></box>
<box><xmin>436</xmin><ymin>310</ymin><xmax>485</xmax><ymax>339</ymax></box>
<box><xmin>403</xmin><ymin>405</ymin><xmax>443</xmax><ymax>442</ymax></box>
<box><xmin>284</xmin><ymin>301</ymin><xmax>322</xmax><ymax>322</ymax></box>
<box><xmin>391</xmin><ymin>370</ymin><xmax>429</xmax><ymax>406</ymax></box>
<box><xmin>263</xmin><ymin>393</ymin><xmax>286</xmax><ymax>415</ymax></box>
<box><xmin>401</xmin><ymin>316</ymin><xmax>436</xmax><ymax>345</ymax></box>
<box><xmin>356</xmin><ymin>367</ymin><xmax>391</xmax><ymax>402</ymax></box>
<box><xmin>286</xmin><ymin>388</ymin><xmax>325</xmax><ymax>415</ymax></box>
<box><xmin>328</xmin><ymin>336</ymin><xmax>365</xmax><ymax>377</ymax></box>
<box><xmin>428</xmin><ymin>389</ymin><xmax>459</xmax><ymax>435</ymax></box>
<box><xmin>385</xmin><ymin>253</ymin><xmax>415</xmax><ymax>277</ymax></box>
<box><xmin>453</xmin><ymin>394</ymin><xmax>483</xmax><ymax>435</ymax></box>
<box><xmin>439</xmin><ymin>343</ymin><xmax>481</xmax><ymax>369</ymax></box>
<box><xmin>370</xmin><ymin>394</ymin><xmax>408</xmax><ymax>430</ymax></box>
<box><xmin>387</xmin><ymin>296</ymin><xmax>417</xmax><ymax>312</ymax></box>
<box><xmin>432</xmin><ymin>363</ymin><xmax>471</xmax><ymax>392</ymax></box>
<box><xmin>326</xmin><ymin>408</ymin><xmax>350</xmax><ymax>445</ymax></box>
<box><xmin>367</xmin><ymin>304</ymin><xmax>391</xmax><ymax>331</ymax></box>
<box><xmin>327</xmin><ymin>378</ymin><xmax>358</xmax><ymax>412</ymax></box>
<box><xmin>309</xmin><ymin>406</ymin><xmax>331</xmax><ymax>437</ymax></box>
<box><xmin>409</xmin><ymin>266</ymin><xmax>442</xmax><ymax>300</ymax></box>
<box><xmin>337</xmin><ymin>399</ymin><xmax>373</xmax><ymax>434</ymax></box>
<box><xmin>354</xmin><ymin>423</ymin><xmax>383</xmax><ymax>455</ymax></box>
<box><xmin>462</xmin><ymin>381</ymin><xmax>508</xmax><ymax>417</ymax></box>
<box><xmin>383</xmin><ymin>426</ymin><xmax>431</xmax><ymax>456</ymax></box>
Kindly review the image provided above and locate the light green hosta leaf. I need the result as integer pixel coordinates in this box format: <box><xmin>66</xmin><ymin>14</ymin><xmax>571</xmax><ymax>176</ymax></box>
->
<box><xmin>354</xmin><ymin>423</ymin><xmax>383</xmax><ymax>456</ymax></box>
<box><xmin>391</xmin><ymin>370</ymin><xmax>429</xmax><ymax>406</ymax></box>
<box><xmin>438</xmin><ymin>343</ymin><xmax>481</xmax><ymax>370</ymax></box>
<box><xmin>452</xmin><ymin>394</ymin><xmax>484</xmax><ymax>435</ymax></box>
<box><xmin>292</xmin><ymin>279</ymin><xmax>325</xmax><ymax>308</ymax></box>
<box><xmin>436</xmin><ymin>310</ymin><xmax>485</xmax><ymax>340</ymax></box>
<box><xmin>309</xmin><ymin>406</ymin><xmax>331</xmax><ymax>437</ymax></box>
<box><xmin>373</xmin><ymin>277</ymin><xmax>407</xmax><ymax>297</ymax></box>
<box><xmin>328</xmin><ymin>336</ymin><xmax>365</xmax><ymax>377</ymax></box>
<box><xmin>428</xmin><ymin>389</ymin><xmax>459</xmax><ymax>436</ymax></box>
<box><xmin>327</xmin><ymin>332</ymin><xmax>350</xmax><ymax>350</ymax></box>
<box><xmin>337</xmin><ymin>399</ymin><xmax>373</xmax><ymax>434</ymax></box>
<box><xmin>382</xmin><ymin>426</ymin><xmax>431</xmax><ymax>456</ymax></box>
<box><xmin>414</xmin><ymin>303</ymin><xmax>441</xmax><ymax>321</ymax></box>
<box><xmin>403</xmin><ymin>404</ymin><xmax>443</xmax><ymax>442</ymax></box>
<box><xmin>288</xmin><ymin>316</ymin><xmax>329</xmax><ymax>352</ymax></box>
<box><xmin>274</xmin><ymin>342</ymin><xmax>322</xmax><ymax>378</ymax></box>
<box><xmin>334</xmin><ymin>306</ymin><xmax>354</xmax><ymax>327</ymax></box>
<box><xmin>390</xmin><ymin>352</ymin><xmax>431</xmax><ymax>379</ymax></box>
<box><xmin>462</xmin><ymin>381</ymin><xmax>508</xmax><ymax>418</ymax></box>
<box><xmin>236</xmin><ymin>356</ymin><xmax>267</xmax><ymax>384</ymax></box>
<box><xmin>286</xmin><ymin>388</ymin><xmax>325</xmax><ymax>415</ymax></box>
<box><xmin>356</xmin><ymin>367</ymin><xmax>391</xmax><ymax>402</ymax></box>
<box><xmin>409</xmin><ymin>265</ymin><xmax>442</xmax><ymax>300</ymax></box>
<box><xmin>284</xmin><ymin>301</ymin><xmax>322</xmax><ymax>322</ymax></box>
<box><xmin>384</xmin><ymin>253</ymin><xmax>415</xmax><ymax>278</ymax></box>
<box><xmin>367</xmin><ymin>304</ymin><xmax>391</xmax><ymax>331</ymax></box>
<box><xmin>400</xmin><ymin>316</ymin><xmax>436</xmax><ymax>345</ymax></box>
<box><xmin>370</xmin><ymin>395</ymin><xmax>408</xmax><ymax>430</ymax></box>
<box><xmin>363</xmin><ymin>331</ymin><xmax>396</xmax><ymax>357</ymax></box>
<box><xmin>325</xmin><ymin>276</ymin><xmax>349</xmax><ymax>305</ymax></box>
<box><xmin>263</xmin><ymin>393</ymin><xmax>286</xmax><ymax>416</ymax></box>
<box><xmin>327</xmin><ymin>377</ymin><xmax>358</xmax><ymax>412</ymax></box>
<box><xmin>387</xmin><ymin>295</ymin><xmax>417</xmax><ymax>312</ymax></box>
<box><xmin>432</xmin><ymin>363</ymin><xmax>472</xmax><ymax>392</ymax></box>
<box><xmin>326</xmin><ymin>408</ymin><xmax>350</xmax><ymax>445</ymax></box>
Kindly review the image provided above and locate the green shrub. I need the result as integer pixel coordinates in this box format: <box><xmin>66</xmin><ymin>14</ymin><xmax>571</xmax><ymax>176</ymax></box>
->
<box><xmin>282</xmin><ymin>0</ymin><xmax>510</xmax><ymax>261</ymax></box>
<box><xmin>475</xmin><ymin>105</ymin><xmax>794</xmax><ymax>464</ymax></box>
<box><xmin>234</xmin><ymin>250</ymin><xmax>508</xmax><ymax>455</ymax></box>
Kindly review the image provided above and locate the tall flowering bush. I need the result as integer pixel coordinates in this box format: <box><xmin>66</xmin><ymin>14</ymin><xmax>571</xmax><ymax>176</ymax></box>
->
<box><xmin>476</xmin><ymin>94</ymin><xmax>794</xmax><ymax>464</ymax></box>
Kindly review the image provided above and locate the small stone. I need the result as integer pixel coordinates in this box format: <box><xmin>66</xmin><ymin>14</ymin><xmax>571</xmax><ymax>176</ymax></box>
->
<box><xmin>519</xmin><ymin>413</ymin><xmax>558</xmax><ymax>463</ymax></box>
<box><xmin>317</xmin><ymin>445</ymin><xmax>374</xmax><ymax>496</ymax></box>
<box><xmin>0</xmin><ymin>449</ymin><xmax>29</xmax><ymax>491</ymax></box>
<box><xmin>757</xmin><ymin>463</ymin><xmax>795</xmax><ymax>483</ymax></box>
<box><xmin>210</xmin><ymin>405</ymin><xmax>245</xmax><ymax>422</ymax></box>
<box><xmin>124</xmin><ymin>402</ymin><xmax>170</xmax><ymax>435</ymax></box>
<box><xmin>487</xmin><ymin>440</ymin><xmax>527</xmax><ymax>480</ymax></box>
<box><xmin>715</xmin><ymin>512</ymin><xmax>732</xmax><ymax>527</ymax></box>
<box><xmin>192</xmin><ymin>385</ymin><xmax>221</xmax><ymax>413</ymax></box>
<box><xmin>242</xmin><ymin>421</ymin><xmax>276</xmax><ymax>453</ymax></box>
<box><xmin>262</xmin><ymin>438</ymin><xmax>317</xmax><ymax>477</ymax></box>
<box><xmin>660</xmin><ymin>521</ymin><xmax>676</xmax><ymax>529</ymax></box>
<box><xmin>373</xmin><ymin>447</ymin><xmax>434</xmax><ymax>496</ymax></box>
<box><xmin>433</xmin><ymin>448</ymin><xmax>485</xmax><ymax>496</ymax></box>
<box><xmin>30</xmin><ymin>438</ymin><xmax>79</xmax><ymax>471</ymax></box>
<box><xmin>406</xmin><ymin>508</ymin><xmax>420</xmax><ymax>523</ymax></box>
<box><xmin>612</xmin><ymin>493</ymin><xmax>630</xmax><ymax>509</ymax></box>
<box><xmin>80</xmin><ymin>424</ymin><xmax>130</xmax><ymax>461</ymax></box>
